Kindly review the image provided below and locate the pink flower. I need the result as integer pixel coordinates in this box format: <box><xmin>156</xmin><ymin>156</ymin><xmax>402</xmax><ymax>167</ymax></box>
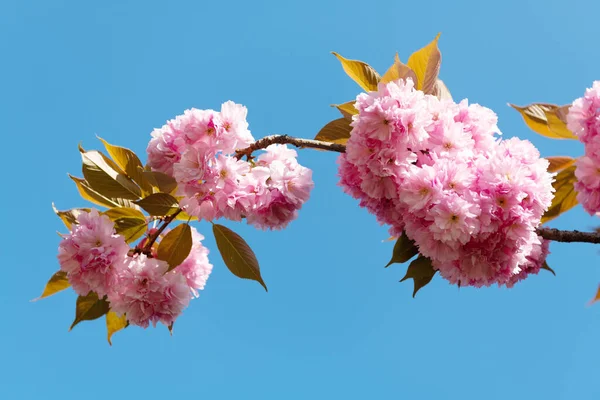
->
<box><xmin>172</xmin><ymin>144</ymin><xmax>213</xmax><ymax>184</ymax></box>
<box><xmin>148</xmin><ymin>105</ymin><xmax>313</xmax><ymax>229</ymax></box>
<box><xmin>567</xmin><ymin>81</ymin><xmax>600</xmax><ymax>143</ymax></box>
<box><xmin>567</xmin><ymin>82</ymin><xmax>600</xmax><ymax>214</ymax></box>
<box><xmin>147</xmin><ymin>124</ymin><xmax>186</xmax><ymax>176</ymax></box>
<box><xmin>506</xmin><ymin>238</ymin><xmax>550</xmax><ymax>288</ymax></box>
<box><xmin>108</xmin><ymin>254</ymin><xmax>191</xmax><ymax>329</ymax></box>
<box><xmin>57</xmin><ymin>209</ymin><xmax>129</xmax><ymax>296</ymax></box>
<box><xmin>243</xmin><ymin>145</ymin><xmax>314</xmax><ymax>229</ymax></box>
<box><xmin>338</xmin><ymin>78</ymin><xmax>554</xmax><ymax>288</ymax></box>
<box><xmin>428</xmin><ymin>194</ymin><xmax>480</xmax><ymax>245</ymax></box>
<box><xmin>175</xmin><ymin>227</ymin><xmax>213</xmax><ymax>297</ymax></box>
<box><xmin>220</xmin><ymin>101</ymin><xmax>254</xmax><ymax>152</ymax></box>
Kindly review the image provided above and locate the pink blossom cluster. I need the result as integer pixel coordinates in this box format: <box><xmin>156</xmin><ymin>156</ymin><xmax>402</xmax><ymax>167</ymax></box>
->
<box><xmin>567</xmin><ymin>81</ymin><xmax>600</xmax><ymax>214</ymax></box>
<box><xmin>338</xmin><ymin>78</ymin><xmax>554</xmax><ymax>287</ymax></box>
<box><xmin>147</xmin><ymin>102</ymin><xmax>313</xmax><ymax>230</ymax></box>
<box><xmin>57</xmin><ymin>210</ymin><xmax>213</xmax><ymax>328</ymax></box>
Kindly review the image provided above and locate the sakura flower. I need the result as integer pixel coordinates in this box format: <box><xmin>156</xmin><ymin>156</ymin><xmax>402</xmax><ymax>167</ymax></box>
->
<box><xmin>57</xmin><ymin>209</ymin><xmax>129</xmax><ymax>297</ymax></box>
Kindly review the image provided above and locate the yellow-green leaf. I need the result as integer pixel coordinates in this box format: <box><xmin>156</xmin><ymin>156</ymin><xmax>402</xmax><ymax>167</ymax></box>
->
<box><xmin>385</xmin><ymin>232</ymin><xmax>419</xmax><ymax>267</ymax></box>
<box><xmin>407</xmin><ymin>33</ymin><xmax>441</xmax><ymax>94</ymax></box>
<box><xmin>156</xmin><ymin>223</ymin><xmax>193</xmax><ymax>272</ymax></box>
<box><xmin>81</xmin><ymin>149</ymin><xmax>142</xmax><ymax>200</ymax></box>
<box><xmin>546</xmin><ymin>156</ymin><xmax>576</xmax><ymax>173</ymax></box>
<box><xmin>134</xmin><ymin>193</ymin><xmax>180</xmax><ymax>216</ymax></box>
<box><xmin>70</xmin><ymin>292</ymin><xmax>110</xmax><ymax>331</ymax></box>
<box><xmin>212</xmin><ymin>223</ymin><xmax>267</xmax><ymax>291</ymax></box>
<box><xmin>400</xmin><ymin>256</ymin><xmax>437</xmax><ymax>297</ymax></box>
<box><xmin>332</xmin><ymin>101</ymin><xmax>358</xmax><ymax>120</ymax></box>
<box><xmin>69</xmin><ymin>175</ymin><xmax>139</xmax><ymax>209</ymax></box>
<box><xmin>432</xmin><ymin>79</ymin><xmax>452</xmax><ymax>101</ymax></box>
<box><xmin>69</xmin><ymin>174</ymin><xmax>119</xmax><ymax>208</ymax></box>
<box><xmin>104</xmin><ymin>207</ymin><xmax>148</xmax><ymax>243</ymax></box>
<box><xmin>35</xmin><ymin>271</ymin><xmax>70</xmax><ymax>300</ymax></box>
<box><xmin>380</xmin><ymin>54</ymin><xmax>417</xmax><ymax>85</ymax></box>
<box><xmin>332</xmin><ymin>52</ymin><xmax>380</xmax><ymax>92</ymax></box>
<box><xmin>541</xmin><ymin>165</ymin><xmax>579</xmax><ymax>224</ymax></box>
<box><xmin>541</xmin><ymin>261</ymin><xmax>556</xmax><ymax>276</ymax></box>
<box><xmin>98</xmin><ymin>137</ymin><xmax>153</xmax><ymax>195</ymax></box>
<box><xmin>175</xmin><ymin>210</ymin><xmax>198</xmax><ymax>222</ymax></box>
<box><xmin>52</xmin><ymin>203</ymin><xmax>90</xmax><ymax>230</ymax></box>
<box><xmin>142</xmin><ymin>170</ymin><xmax>178</xmax><ymax>194</ymax></box>
<box><xmin>555</xmin><ymin>105</ymin><xmax>571</xmax><ymax>124</ymax></box>
<box><xmin>589</xmin><ymin>285</ymin><xmax>600</xmax><ymax>305</ymax></box>
<box><xmin>510</xmin><ymin>103</ymin><xmax>577</xmax><ymax>140</ymax></box>
<box><xmin>314</xmin><ymin>118</ymin><xmax>353</xmax><ymax>145</ymax></box>
<box><xmin>106</xmin><ymin>311</ymin><xmax>128</xmax><ymax>345</ymax></box>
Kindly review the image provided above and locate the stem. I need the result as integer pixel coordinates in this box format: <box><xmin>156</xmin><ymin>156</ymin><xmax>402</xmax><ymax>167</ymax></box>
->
<box><xmin>536</xmin><ymin>227</ymin><xmax>600</xmax><ymax>244</ymax></box>
<box><xmin>235</xmin><ymin>135</ymin><xmax>346</xmax><ymax>159</ymax></box>
<box><xmin>140</xmin><ymin>209</ymin><xmax>182</xmax><ymax>255</ymax></box>
<box><xmin>236</xmin><ymin>134</ymin><xmax>600</xmax><ymax>245</ymax></box>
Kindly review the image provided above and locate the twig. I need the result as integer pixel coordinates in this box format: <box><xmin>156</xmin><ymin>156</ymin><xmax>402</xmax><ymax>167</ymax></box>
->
<box><xmin>235</xmin><ymin>135</ymin><xmax>346</xmax><ymax>159</ymax></box>
<box><xmin>140</xmin><ymin>209</ymin><xmax>182</xmax><ymax>255</ymax></box>
<box><xmin>537</xmin><ymin>227</ymin><xmax>600</xmax><ymax>244</ymax></box>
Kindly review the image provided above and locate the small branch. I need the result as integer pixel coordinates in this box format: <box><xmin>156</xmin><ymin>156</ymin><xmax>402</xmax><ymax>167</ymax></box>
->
<box><xmin>238</xmin><ymin>134</ymin><xmax>600</xmax><ymax>245</ymax></box>
<box><xmin>537</xmin><ymin>227</ymin><xmax>600</xmax><ymax>244</ymax></box>
<box><xmin>235</xmin><ymin>134</ymin><xmax>346</xmax><ymax>159</ymax></box>
<box><xmin>139</xmin><ymin>209</ymin><xmax>182</xmax><ymax>255</ymax></box>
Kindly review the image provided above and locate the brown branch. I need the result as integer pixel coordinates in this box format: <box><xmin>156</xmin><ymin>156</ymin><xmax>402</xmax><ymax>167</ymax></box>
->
<box><xmin>139</xmin><ymin>209</ymin><xmax>182</xmax><ymax>255</ymax></box>
<box><xmin>235</xmin><ymin>135</ymin><xmax>346</xmax><ymax>159</ymax></box>
<box><xmin>537</xmin><ymin>227</ymin><xmax>600</xmax><ymax>244</ymax></box>
<box><xmin>237</xmin><ymin>134</ymin><xmax>600</xmax><ymax>245</ymax></box>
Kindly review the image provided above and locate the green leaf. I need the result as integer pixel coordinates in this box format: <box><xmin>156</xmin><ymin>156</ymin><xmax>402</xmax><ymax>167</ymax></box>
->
<box><xmin>400</xmin><ymin>256</ymin><xmax>437</xmax><ymax>297</ymax></box>
<box><xmin>541</xmin><ymin>261</ymin><xmax>556</xmax><ymax>276</ymax></box>
<box><xmin>212</xmin><ymin>224</ymin><xmax>267</xmax><ymax>291</ymax></box>
<box><xmin>35</xmin><ymin>271</ymin><xmax>70</xmax><ymax>301</ymax></box>
<box><xmin>104</xmin><ymin>207</ymin><xmax>148</xmax><ymax>243</ymax></box>
<box><xmin>314</xmin><ymin>118</ymin><xmax>353</xmax><ymax>145</ymax></box>
<box><xmin>332</xmin><ymin>52</ymin><xmax>380</xmax><ymax>92</ymax></box>
<box><xmin>134</xmin><ymin>193</ymin><xmax>180</xmax><ymax>216</ymax></box>
<box><xmin>332</xmin><ymin>101</ymin><xmax>358</xmax><ymax>120</ymax></box>
<box><xmin>385</xmin><ymin>232</ymin><xmax>419</xmax><ymax>267</ymax></box>
<box><xmin>510</xmin><ymin>103</ymin><xmax>577</xmax><ymax>140</ymax></box>
<box><xmin>156</xmin><ymin>223</ymin><xmax>193</xmax><ymax>272</ymax></box>
<box><xmin>70</xmin><ymin>292</ymin><xmax>110</xmax><ymax>331</ymax></box>
<box><xmin>407</xmin><ymin>33</ymin><xmax>442</xmax><ymax>94</ymax></box>
<box><xmin>98</xmin><ymin>137</ymin><xmax>153</xmax><ymax>195</ymax></box>
<box><xmin>380</xmin><ymin>53</ymin><xmax>417</xmax><ymax>85</ymax></box>
<box><xmin>141</xmin><ymin>170</ymin><xmax>178</xmax><ymax>194</ymax></box>
<box><xmin>80</xmin><ymin>148</ymin><xmax>142</xmax><ymax>200</ymax></box>
<box><xmin>546</xmin><ymin>156</ymin><xmax>576</xmax><ymax>173</ymax></box>
<box><xmin>541</xmin><ymin>165</ymin><xmax>578</xmax><ymax>224</ymax></box>
<box><xmin>52</xmin><ymin>203</ymin><xmax>90</xmax><ymax>230</ymax></box>
<box><xmin>106</xmin><ymin>311</ymin><xmax>128</xmax><ymax>346</ymax></box>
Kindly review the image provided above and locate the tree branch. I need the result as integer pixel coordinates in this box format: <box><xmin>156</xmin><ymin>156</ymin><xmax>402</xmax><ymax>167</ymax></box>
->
<box><xmin>536</xmin><ymin>227</ymin><xmax>600</xmax><ymax>244</ymax></box>
<box><xmin>235</xmin><ymin>135</ymin><xmax>346</xmax><ymax>159</ymax></box>
<box><xmin>138</xmin><ymin>209</ymin><xmax>182</xmax><ymax>255</ymax></box>
<box><xmin>236</xmin><ymin>134</ymin><xmax>600</xmax><ymax>245</ymax></box>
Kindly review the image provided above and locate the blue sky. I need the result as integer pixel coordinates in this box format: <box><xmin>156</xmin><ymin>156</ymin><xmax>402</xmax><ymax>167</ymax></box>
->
<box><xmin>2</xmin><ymin>0</ymin><xmax>600</xmax><ymax>398</ymax></box>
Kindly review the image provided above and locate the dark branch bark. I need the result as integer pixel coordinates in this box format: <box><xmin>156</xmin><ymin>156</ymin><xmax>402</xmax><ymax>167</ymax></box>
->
<box><xmin>236</xmin><ymin>134</ymin><xmax>600</xmax><ymax>245</ymax></box>
<box><xmin>235</xmin><ymin>135</ymin><xmax>346</xmax><ymax>159</ymax></box>
<box><xmin>138</xmin><ymin>209</ymin><xmax>183</xmax><ymax>255</ymax></box>
<box><xmin>537</xmin><ymin>227</ymin><xmax>600</xmax><ymax>244</ymax></box>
